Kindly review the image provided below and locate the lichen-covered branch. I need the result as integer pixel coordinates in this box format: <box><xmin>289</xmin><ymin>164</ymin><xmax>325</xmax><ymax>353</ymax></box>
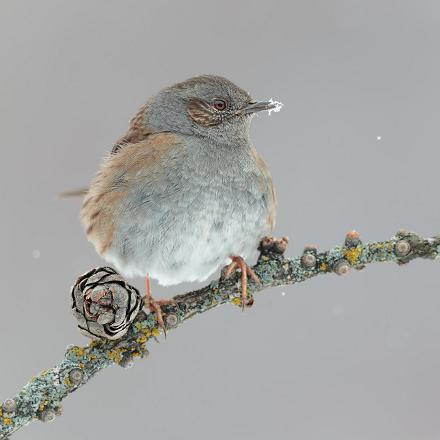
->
<box><xmin>1</xmin><ymin>230</ymin><xmax>439</xmax><ymax>438</ymax></box>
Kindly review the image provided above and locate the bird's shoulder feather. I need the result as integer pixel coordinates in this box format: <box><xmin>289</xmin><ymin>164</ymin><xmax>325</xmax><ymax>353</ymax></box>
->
<box><xmin>112</xmin><ymin>101</ymin><xmax>158</xmax><ymax>154</ymax></box>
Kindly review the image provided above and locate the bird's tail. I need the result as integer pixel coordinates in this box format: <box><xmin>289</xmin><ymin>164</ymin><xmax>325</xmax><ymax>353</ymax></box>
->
<box><xmin>58</xmin><ymin>187</ymin><xmax>88</xmax><ymax>197</ymax></box>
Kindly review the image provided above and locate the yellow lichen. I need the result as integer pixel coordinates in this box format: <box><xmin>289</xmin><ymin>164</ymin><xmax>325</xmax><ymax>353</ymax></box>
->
<box><xmin>3</xmin><ymin>417</ymin><xmax>12</xmax><ymax>425</ymax></box>
<box><xmin>231</xmin><ymin>297</ymin><xmax>242</xmax><ymax>306</ymax></box>
<box><xmin>319</xmin><ymin>262</ymin><xmax>328</xmax><ymax>271</ymax></box>
<box><xmin>344</xmin><ymin>247</ymin><xmax>362</xmax><ymax>264</ymax></box>
<box><xmin>108</xmin><ymin>349</ymin><xmax>124</xmax><ymax>363</ymax></box>
<box><xmin>136</xmin><ymin>335</ymin><xmax>148</xmax><ymax>344</ymax></box>
<box><xmin>70</xmin><ymin>346</ymin><xmax>85</xmax><ymax>358</ymax></box>
<box><xmin>136</xmin><ymin>324</ymin><xmax>157</xmax><ymax>344</ymax></box>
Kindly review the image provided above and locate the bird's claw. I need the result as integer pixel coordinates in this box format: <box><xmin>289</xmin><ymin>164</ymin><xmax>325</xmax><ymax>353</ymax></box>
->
<box><xmin>144</xmin><ymin>276</ymin><xmax>176</xmax><ymax>336</ymax></box>
<box><xmin>224</xmin><ymin>256</ymin><xmax>260</xmax><ymax>310</ymax></box>
<box><xmin>143</xmin><ymin>297</ymin><xmax>176</xmax><ymax>336</ymax></box>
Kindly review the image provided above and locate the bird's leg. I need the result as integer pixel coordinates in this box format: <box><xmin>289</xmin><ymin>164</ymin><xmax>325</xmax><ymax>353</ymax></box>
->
<box><xmin>144</xmin><ymin>275</ymin><xmax>175</xmax><ymax>335</ymax></box>
<box><xmin>224</xmin><ymin>256</ymin><xmax>261</xmax><ymax>310</ymax></box>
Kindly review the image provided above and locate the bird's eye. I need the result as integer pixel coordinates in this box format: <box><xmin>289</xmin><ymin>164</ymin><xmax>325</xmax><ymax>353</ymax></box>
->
<box><xmin>212</xmin><ymin>99</ymin><xmax>228</xmax><ymax>111</ymax></box>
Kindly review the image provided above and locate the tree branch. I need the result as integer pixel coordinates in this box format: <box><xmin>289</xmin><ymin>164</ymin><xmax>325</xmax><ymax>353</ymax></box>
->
<box><xmin>1</xmin><ymin>229</ymin><xmax>438</xmax><ymax>438</ymax></box>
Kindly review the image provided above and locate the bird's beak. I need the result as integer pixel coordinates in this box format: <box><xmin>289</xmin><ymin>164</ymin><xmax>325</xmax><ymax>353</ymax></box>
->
<box><xmin>240</xmin><ymin>99</ymin><xmax>284</xmax><ymax>115</ymax></box>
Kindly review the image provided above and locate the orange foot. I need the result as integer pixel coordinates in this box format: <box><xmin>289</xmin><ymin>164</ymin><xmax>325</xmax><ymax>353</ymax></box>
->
<box><xmin>224</xmin><ymin>256</ymin><xmax>261</xmax><ymax>310</ymax></box>
<box><xmin>144</xmin><ymin>275</ymin><xmax>175</xmax><ymax>336</ymax></box>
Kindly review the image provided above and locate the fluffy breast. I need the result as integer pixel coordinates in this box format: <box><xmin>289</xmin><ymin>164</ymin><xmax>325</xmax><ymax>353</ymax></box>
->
<box><xmin>83</xmin><ymin>134</ymin><xmax>276</xmax><ymax>284</ymax></box>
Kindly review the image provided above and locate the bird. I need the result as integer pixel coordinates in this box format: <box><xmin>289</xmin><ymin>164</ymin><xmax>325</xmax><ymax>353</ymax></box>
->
<box><xmin>79</xmin><ymin>75</ymin><xmax>282</xmax><ymax>329</ymax></box>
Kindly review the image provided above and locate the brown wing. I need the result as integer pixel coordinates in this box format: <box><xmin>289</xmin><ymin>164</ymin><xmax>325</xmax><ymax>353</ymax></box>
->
<box><xmin>82</xmin><ymin>133</ymin><xmax>180</xmax><ymax>255</ymax></box>
<box><xmin>111</xmin><ymin>102</ymin><xmax>155</xmax><ymax>154</ymax></box>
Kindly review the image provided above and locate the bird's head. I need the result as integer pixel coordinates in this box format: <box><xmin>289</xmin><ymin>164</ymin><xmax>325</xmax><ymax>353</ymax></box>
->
<box><xmin>144</xmin><ymin>75</ymin><xmax>282</xmax><ymax>145</ymax></box>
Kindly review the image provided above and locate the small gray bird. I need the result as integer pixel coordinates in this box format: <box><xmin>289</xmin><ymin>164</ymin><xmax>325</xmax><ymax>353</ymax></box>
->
<box><xmin>80</xmin><ymin>75</ymin><xmax>282</xmax><ymax>328</ymax></box>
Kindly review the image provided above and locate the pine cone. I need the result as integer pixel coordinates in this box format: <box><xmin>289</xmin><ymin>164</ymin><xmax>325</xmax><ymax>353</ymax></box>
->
<box><xmin>71</xmin><ymin>267</ymin><xmax>143</xmax><ymax>340</ymax></box>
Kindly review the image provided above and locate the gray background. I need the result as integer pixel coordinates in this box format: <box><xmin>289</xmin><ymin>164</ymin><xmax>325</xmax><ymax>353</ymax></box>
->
<box><xmin>0</xmin><ymin>1</ymin><xmax>439</xmax><ymax>439</ymax></box>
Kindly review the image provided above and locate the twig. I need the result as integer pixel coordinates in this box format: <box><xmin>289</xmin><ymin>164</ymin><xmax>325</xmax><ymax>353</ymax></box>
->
<box><xmin>0</xmin><ymin>230</ymin><xmax>438</xmax><ymax>438</ymax></box>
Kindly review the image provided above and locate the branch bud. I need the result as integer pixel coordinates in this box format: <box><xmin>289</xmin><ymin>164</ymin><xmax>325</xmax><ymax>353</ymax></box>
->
<box><xmin>39</xmin><ymin>408</ymin><xmax>56</xmax><ymax>423</ymax></box>
<box><xmin>333</xmin><ymin>259</ymin><xmax>351</xmax><ymax>276</ymax></box>
<box><xmin>345</xmin><ymin>230</ymin><xmax>361</xmax><ymax>247</ymax></box>
<box><xmin>2</xmin><ymin>399</ymin><xmax>16</xmax><ymax>413</ymax></box>
<box><xmin>68</xmin><ymin>368</ymin><xmax>84</xmax><ymax>385</ymax></box>
<box><xmin>395</xmin><ymin>239</ymin><xmax>411</xmax><ymax>257</ymax></box>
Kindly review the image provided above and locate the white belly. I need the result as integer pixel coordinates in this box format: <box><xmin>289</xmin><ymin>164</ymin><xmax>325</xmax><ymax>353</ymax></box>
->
<box><xmin>104</xmin><ymin>185</ymin><xmax>271</xmax><ymax>285</ymax></box>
